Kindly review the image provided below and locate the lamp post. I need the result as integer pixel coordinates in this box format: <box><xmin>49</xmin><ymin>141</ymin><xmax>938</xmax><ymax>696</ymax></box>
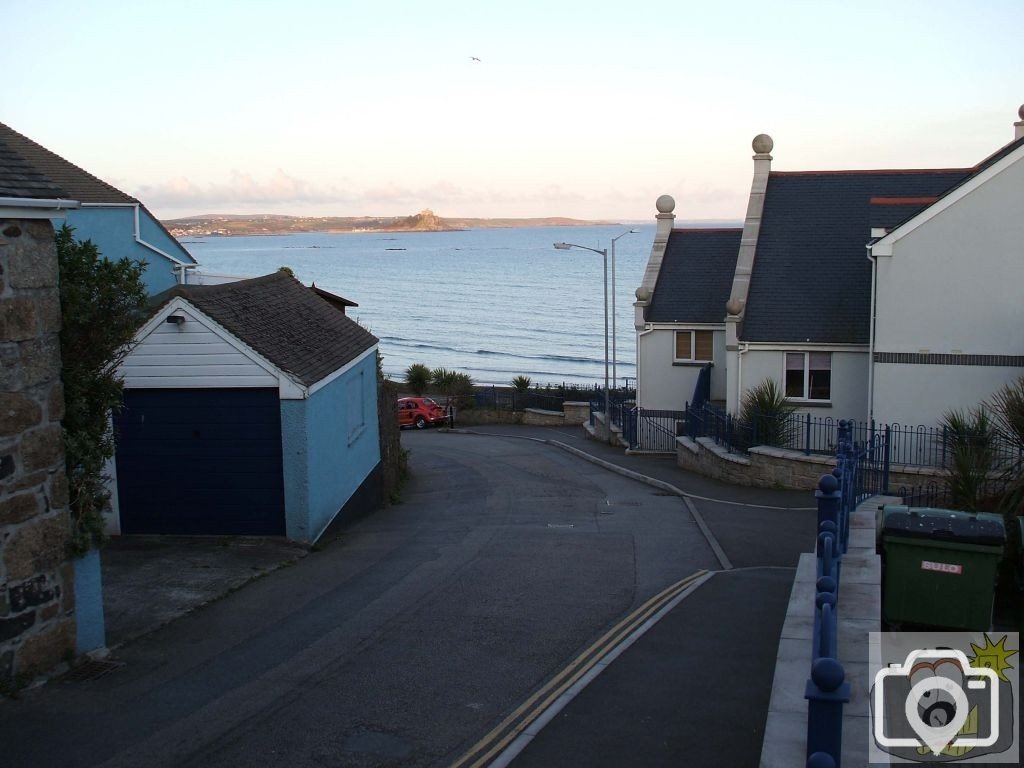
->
<box><xmin>609</xmin><ymin>229</ymin><xmax>638</xmax><ymax>389</ymax></box>
<box><xmin>554</xmin><ymin>241</ymin><xmax>611</xmax><ymax>444</ymax></box>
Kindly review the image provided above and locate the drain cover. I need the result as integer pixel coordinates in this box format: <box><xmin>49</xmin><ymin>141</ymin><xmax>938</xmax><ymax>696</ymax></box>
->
<box><xmin>60</xmin><ymin>659</ymin><xmax>124</xmax><ymax>683</ymax></box>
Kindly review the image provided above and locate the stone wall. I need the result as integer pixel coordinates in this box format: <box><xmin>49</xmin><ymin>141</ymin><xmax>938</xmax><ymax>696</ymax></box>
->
<box><xmin>0</xmin><ymin>219</ymin><xmax>74</xmax><ymax>686</ymax></box>
<box><xmin>676</xmin><ymin>436</ymin><xmax>948</xmax><ymax>492</ymax></box>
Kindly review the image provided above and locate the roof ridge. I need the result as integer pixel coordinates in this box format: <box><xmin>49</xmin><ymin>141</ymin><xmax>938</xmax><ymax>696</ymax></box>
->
<box><xmin>770</xmin><ymin>168</ymin><xmax>972</xmax><ymax>177</ymax></box>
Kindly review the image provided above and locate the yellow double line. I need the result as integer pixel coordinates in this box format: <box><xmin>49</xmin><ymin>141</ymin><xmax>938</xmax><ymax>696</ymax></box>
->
<box><xmin>448</xmin><ymin>569</ymin><xmax>710</xmax><ymax>768</ymax></box>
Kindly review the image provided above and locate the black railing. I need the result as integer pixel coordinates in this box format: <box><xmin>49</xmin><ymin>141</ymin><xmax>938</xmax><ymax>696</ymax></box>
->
<box><xmin>630</xmin><ymin>408</ymin><xmax>687</xmax><ymax>452</ymax></box>
<box><xmin>681</xmin><ymin>403</ymin><xmax>1020</xmax><ymax>471</ymax></box>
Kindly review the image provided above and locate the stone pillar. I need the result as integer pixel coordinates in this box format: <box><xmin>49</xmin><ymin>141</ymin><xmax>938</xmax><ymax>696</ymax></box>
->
<box><xmin>0</xmin><ymin>219</ymin><xmax>74</xmax><ymax>686</ymax></box>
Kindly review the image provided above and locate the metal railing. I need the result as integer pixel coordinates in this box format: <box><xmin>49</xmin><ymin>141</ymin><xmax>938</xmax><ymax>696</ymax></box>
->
<box><xmin>682</xmin><ymin>403</ymin><xmax>1020</xmax><ymax>472</ymax></box>
<box><xmin>805</xmin><ymin>420</ymin><xmax>873</xmax><ymax>766</ymax></box>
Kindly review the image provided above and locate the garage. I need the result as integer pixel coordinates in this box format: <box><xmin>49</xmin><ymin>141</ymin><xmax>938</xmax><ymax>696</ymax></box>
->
<box><xmin>111</xmin><ymin>271</ymin><xmax>381</xmax><ymax>543</ymax></box>
<box><xmin>114</xmin><ymin>388</ymin><xmax>286</xmax><ymax>535</ymax></box>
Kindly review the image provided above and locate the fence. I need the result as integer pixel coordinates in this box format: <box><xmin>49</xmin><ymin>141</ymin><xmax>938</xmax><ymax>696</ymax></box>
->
<box><xmin>470</xmin><ymin>384</ymin><xmax>629</xmax><ymax>413</ymax></box>
<box><xmin>683</xmin><ymin>403</ymin><xmax>1021</xmax><ymax>472</ymax></box>
<box><xmin>805</xmin><ymin>421</ymin><xmax>865</xmax><ymax>766</ymax></box>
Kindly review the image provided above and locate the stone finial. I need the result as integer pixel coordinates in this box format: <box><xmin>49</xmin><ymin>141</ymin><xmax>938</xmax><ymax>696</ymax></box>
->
<box><xmin>725</xmin><ymin>298</ymin><xmax>743</xmax><ymax>316</ymax></box>
<box><xmin>655</xmin><ymin>194</ymin><xmax>675</xmax><ymax>214</ymax></box>
<box><xmin>635</xmin><ymin>286</ymin><xmax>651</xmax><ymax>302</ymax></box>
<box><xmin>1018</xmin><ymin>104</ymin><xmax>1024</xmax><ymax>121</ymax></box>
<box><xmin>1016</xmin><ymin>105</ymin><xmax>1024</xmax><ymax>141</ymax></box>
<box><xmin>752</xmin><ymin>133</ymin><xmax>774</xmax><ymax>155</ymax></box>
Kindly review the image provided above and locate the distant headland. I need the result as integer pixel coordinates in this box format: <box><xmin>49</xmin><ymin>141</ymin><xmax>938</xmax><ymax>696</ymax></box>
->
<box><xmin>164</xmin><ymin>209</ymin><xmax>619</xmax><ymax>238</ymax></box>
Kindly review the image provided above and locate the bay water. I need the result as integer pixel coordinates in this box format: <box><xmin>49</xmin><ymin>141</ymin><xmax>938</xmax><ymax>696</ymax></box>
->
<box><xmin>184</xmin><ymin>225</ymin><xmax>655</xmax><ymax>388</ymax></box>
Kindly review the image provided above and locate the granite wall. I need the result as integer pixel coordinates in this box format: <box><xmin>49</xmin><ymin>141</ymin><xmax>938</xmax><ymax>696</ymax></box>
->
<box><xmin>0</xmin><ymin>219</ymin><xmax>74</xmax><ymax>685</ymax></box>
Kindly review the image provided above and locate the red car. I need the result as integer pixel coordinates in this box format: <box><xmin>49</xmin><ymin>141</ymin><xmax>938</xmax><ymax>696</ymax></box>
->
<box><xmin>397</xmin><ymin>397</ymin><xmax>448</xmax><ymax>429</ymax></box>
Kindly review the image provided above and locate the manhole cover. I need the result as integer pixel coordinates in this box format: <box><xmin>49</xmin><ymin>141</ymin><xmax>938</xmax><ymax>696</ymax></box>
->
<box><xmin>60</xmin><ymin>659</ymin><xmax>124</xmax><ymax>683</ymax></box>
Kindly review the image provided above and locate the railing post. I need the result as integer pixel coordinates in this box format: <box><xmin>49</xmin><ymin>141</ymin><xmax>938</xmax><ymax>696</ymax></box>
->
<box><xmin>816</xmin><ymin>473</ymin><xmax>841</xmax><ymax>537</ymax></box>
<box><xmin>805</xmin><ymin>412</ymin><xmax>812</xmax><ymax>455</ymax></box>
<box><xmin>805</xmin><ymin>657</ymin><xmax>850</xmax><ymax>767</ymax></box>
<box><xmin>882</xmin><ymin>425</ymin><xmax>891</xmax><ymax>494</ymax></box>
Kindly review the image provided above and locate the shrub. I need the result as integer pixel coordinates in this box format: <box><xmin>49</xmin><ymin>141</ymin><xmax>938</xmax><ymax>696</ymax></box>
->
<box><xmin>739</xmin><ymin>378</ymin><xmax>797</xmax><ymax>448</ymax></box>
<box><xmin>511</xmin><ymin>375</ymin><xmax>532</xmax><ymax>393</ymax></box>
<box><xmin>404</xmin><ymin>363</ymin><xmax>431</xmax><ymax>396</ymax></box>
<box><xmin>983</xmin><ymin>377</ymin><xmax>1024</xmax><ymax>518</ymax></box>
<box><xmin>942</xmin><ymin>408</ymin><xmax>997</xmax><ymax>511</ymax></box>
<box><xmin>431</xmin><ymin>368</ymin><xmax>475</xmax><ymax>410</ymax></box>
<box><xmin>57</xmin><ymin>226</ymin><xmax>148</xmax><ymax>555</ymax></box>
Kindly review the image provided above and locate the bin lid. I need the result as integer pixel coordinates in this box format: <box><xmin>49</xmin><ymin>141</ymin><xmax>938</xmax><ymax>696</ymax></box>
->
<box><xmin>881</xmin><ymin>506</ymin><xmax>1006</xmax><ymax>546</ymax></box>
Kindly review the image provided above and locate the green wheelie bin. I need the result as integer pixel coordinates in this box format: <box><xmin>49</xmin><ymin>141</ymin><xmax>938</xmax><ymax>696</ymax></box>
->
<box><xmin>880</xmin><ymin>506</ymin><xmax>1006</xmax><ymax>630</ymax></box>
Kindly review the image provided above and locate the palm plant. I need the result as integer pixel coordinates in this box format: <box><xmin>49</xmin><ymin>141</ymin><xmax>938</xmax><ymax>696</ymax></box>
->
<box><xmin>404</xmin><ymin>363</ymin><xmax>431</xmax><ymax>396</ymax></box>
<box><xmin>511</xmin><ymin>375</ymin><xmax>532</xmax><ymax>393</ymax></box>
<box><xmin>739</xmin><ymin>378</ymin><xmax>797</xmax><ymax>448</ymax></box>
<box><xmin>431</xmin><ymin>368</ymin><xmax>475</xmax><ymax>410</ymax></box>
<box><xmin>983</xmin><ymin>376</ymin><xmax>1024</xmax><ymax>518</ymax></box>
<box><xmin>942</xmin><ymin>408</ymin><xmax>997</xmax><ymax>511</ymax></box>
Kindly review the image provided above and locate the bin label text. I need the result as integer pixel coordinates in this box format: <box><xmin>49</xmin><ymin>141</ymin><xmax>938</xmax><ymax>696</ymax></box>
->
<box><xmin>920</xmin><ymin>560</ymin><xmax>963</xmax><ymax>575</ymax></box>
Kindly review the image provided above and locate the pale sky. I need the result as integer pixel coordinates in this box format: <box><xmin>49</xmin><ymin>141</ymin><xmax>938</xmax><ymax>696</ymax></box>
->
<box><xmin>3</xmin><ymin>0</ymin><xmax>1021</xmax><ymax>221</ymax></box>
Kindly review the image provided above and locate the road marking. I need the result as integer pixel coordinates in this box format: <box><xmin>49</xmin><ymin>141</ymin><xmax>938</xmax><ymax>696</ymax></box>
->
<box><xmin>681</xmin><ymin>496</ymin><xmax>733</xmax><ymax>571</ymax></box>
<box><xmin>447</xmin><ymin>570</ymin><xmax>711</xmax><ymax>768</ymax></box>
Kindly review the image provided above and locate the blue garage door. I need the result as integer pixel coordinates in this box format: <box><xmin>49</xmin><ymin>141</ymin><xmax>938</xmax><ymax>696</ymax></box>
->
<box><xmin>114</xmin><ymin>388</ymin><xmax>286</xmax><ymax>535</ymax></box>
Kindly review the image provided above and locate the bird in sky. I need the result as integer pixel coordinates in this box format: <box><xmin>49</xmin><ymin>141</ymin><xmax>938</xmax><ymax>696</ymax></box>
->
<box><xmin>469</xmin><ymin>56</ymin><xmax>481</xmax><ymax>62</ymax></box>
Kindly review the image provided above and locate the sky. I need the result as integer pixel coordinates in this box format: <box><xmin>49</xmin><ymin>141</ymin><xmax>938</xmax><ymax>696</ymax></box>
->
<box><xmin>3</xmin><ymin>0</ymin><xmax>1021</xmax><ymax>221</ymax></box>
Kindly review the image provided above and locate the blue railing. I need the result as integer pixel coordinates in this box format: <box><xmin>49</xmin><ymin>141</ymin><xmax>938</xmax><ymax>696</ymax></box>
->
<box><xmin>805</xmin><ymin>420</ymin><xmax>872</xmax><ymax>766</ymax></box>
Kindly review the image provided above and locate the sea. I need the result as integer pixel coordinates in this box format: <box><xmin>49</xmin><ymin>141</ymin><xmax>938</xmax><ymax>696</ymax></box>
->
<box><xmin>183</xmin><ymin>225</ymin><xmax>656</xmax><ymax>388</ymax></box>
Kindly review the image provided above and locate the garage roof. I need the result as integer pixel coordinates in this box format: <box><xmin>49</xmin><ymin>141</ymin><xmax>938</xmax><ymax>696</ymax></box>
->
<box><xmin>153</xmin><ymin>270</ymin><xmax>378</xmax><ymax>386</ymax></box>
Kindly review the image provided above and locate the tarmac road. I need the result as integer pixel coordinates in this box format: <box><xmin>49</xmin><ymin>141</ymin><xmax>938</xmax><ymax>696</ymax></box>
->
<box><xmin>1</xmin><ymin>429</ymin><xmax>736</xmax><ymax>768</ymax></box>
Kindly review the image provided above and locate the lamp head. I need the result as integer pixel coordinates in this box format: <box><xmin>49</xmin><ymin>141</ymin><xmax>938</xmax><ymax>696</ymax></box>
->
<box><xmin>553</xmin><ymin>242</ymin><xmax>571</xmax><ymax>250</ymax></box>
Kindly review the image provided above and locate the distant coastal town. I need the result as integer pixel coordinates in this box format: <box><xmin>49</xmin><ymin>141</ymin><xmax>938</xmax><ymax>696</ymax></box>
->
<box><xmin>163</xmin><ymin>208</ymin><xmax>619</xmax><ymax>237</ymax></box>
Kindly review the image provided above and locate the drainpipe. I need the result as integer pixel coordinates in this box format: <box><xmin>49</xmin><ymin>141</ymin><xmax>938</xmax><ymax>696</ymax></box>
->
<box><xmin>736</xmin><ymin>342</ymin><xmax>750</xmax><ymax>411</ymax></box>
<box><xmin>866</xmin><ymin>245</ymin><xmax>878</xmax><ymax>422</ymax></box>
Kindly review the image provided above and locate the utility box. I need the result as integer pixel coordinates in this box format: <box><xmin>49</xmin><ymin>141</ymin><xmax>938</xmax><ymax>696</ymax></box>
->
<box><xmin>880</xmin><ymin>506</ymin><xmax>1005</xmax><ymax>630</ymax></box>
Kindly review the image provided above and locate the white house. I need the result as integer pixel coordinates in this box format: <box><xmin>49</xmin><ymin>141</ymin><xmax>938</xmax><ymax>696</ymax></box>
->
<box><xmin>867</xmin><ymin>112</ymin><xmax>1024</xmax><ymax>427</ymax></box>
<box><xmin>634</xmin><ymin>107</ymin><xmax>1024</xmax><ymax>431</ymax></box>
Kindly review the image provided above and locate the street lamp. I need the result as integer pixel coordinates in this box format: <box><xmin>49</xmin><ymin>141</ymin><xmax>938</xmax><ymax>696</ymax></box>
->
<box><xmin>554</xmin><ymin>241</ymin><xmax>611</xmax><ymax>444</ymax></box>
<box><xmin>609</xmin><ymin>229</ymin><xmax>639</xmax><ymax>388</ymax></box>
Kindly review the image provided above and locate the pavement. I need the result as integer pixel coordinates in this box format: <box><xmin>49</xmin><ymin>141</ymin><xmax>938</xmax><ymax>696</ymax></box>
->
<box><xmin>3</xmin><ymin>423</ymin><xmax>822</xmax><ymax>768</ymax></box>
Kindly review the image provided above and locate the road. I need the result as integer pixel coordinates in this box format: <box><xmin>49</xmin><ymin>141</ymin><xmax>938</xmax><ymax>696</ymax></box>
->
<box><xmin>0</xmin><ymin>429</ymin><xmax>756</xmax><ymax>768</ymax></box>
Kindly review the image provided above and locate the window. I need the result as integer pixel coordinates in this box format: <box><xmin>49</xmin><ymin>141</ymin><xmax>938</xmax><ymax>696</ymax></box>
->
<box><xmin>674</xmin><ymin>330</ymin><xmax>714</xmax><ymax>363</ymax></box>
<box><xmin>784</xmin><ymin>352</ymin><xmax>831</xmax><ymax>401</ymax></box>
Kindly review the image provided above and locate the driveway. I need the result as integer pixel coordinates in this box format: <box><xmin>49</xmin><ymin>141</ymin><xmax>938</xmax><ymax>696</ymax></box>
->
<box><xmin>0</xmin><ymin>429</ymin><xmax>727</xmax><ymax>768</ymax></box>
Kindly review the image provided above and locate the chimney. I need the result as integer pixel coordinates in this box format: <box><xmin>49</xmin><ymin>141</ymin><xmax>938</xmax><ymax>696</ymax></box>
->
<box><xmin>1016</xmin><ymin>104</ymin><xmax>1024</xmax><ymax>142</ymax></box>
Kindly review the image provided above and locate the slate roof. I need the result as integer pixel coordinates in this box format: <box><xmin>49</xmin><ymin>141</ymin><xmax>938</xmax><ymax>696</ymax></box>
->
<box><xmin>0</xmin><ymin>122</ymin><xmax>137</xmax><ymax>203</ymax></box>
<box><xmin>741</xmin><ymin>169</ymin><xmax>973</xmax><ymax>344</ymax></box>
<box><xmin>152</xmin><ymin>271</ymin><xmax>378</xmax><ymax>387</ymax></box>
<box><xmin>646</xmin><ymin>229</ymin><xmax>742</xmax><ymax>323</ymax></box>
<box><xmin>0</xmin><ymin>139</ymin><xmax>68</xmax><ymax>199</ymax></box>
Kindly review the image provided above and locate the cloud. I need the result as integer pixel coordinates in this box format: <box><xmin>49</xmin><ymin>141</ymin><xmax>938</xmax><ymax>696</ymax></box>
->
<box><xmin>135</xmin><ymin>169</ymin><xmax>358</xmax><ymax>208</ymax></box>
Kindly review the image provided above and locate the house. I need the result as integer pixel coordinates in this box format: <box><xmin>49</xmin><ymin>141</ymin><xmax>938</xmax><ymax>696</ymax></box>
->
<box><xmin>868</xmin><ymin>112</ymin><xmax>1024</xmax><ymax>426</ymax></box>
<box><xmin>112</xmin><ymin>270</ymin><xmax>381</xmax><ymax>543</ymax></box>
<box><xmin>0</xmin><ymin>122</ymin><xmax>197</xmax><ymax>294</ymax></box>
<box><xmin>634</xmin><ymin>107</ymin><xmax>1024</xmax><ymax>430</ymax></box>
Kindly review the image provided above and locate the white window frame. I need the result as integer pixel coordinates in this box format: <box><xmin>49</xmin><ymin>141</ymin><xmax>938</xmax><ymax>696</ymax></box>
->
<box><xmin>674</xmin><ymin>330</ymin><xmax>714</xmax><ymax>364</ymax></box>
<box><xmin>783</xmin><ymin>351</ymin><xmax>832</xmax><ymax>403</ymax></box>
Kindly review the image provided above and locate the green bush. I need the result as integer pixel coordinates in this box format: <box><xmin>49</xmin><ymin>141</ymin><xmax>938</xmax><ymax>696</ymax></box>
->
<box><xmin>511</xmin><ymin>375</ymin><xmax>532</xmax><ymax>393</ymax></box>
<box><xmin>57</xmin><ymin>226</ymin><xmax>148</xmax><ymax>555</ymax></box>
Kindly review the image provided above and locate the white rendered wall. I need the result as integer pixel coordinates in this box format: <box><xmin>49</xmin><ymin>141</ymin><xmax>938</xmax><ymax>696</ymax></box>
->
<box><xmin>873</xmin><ymin>152</ymin><xmax>1024</xmax><ymax>424</ymax></box>
<box><xmin>120</xmin><ymin>308</ymin><xmax>279</xmax><ymax>389</ymax></box>
<box><xmin>739</xmin><ymin>349</ymin><xmax>869</xmax><ymax>423</ymax></box>
<box><xmin>637</xmin><ymin>328</ymin><xmax>725</xmax><ymax>411</ymax></box>
<box><xmin>873</xmin><ymin>364</ymin><xmax>1022</xmax><ymax>427</ymax></box>
<box><xmin>874</xmin><ymin>156</ymin><xmax>1024</xmax><ymax>354</ymax></box>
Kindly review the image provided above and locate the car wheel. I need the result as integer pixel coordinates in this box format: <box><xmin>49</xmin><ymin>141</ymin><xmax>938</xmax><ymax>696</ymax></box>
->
<box><xmin>414</xmin><ymin>415</ymin><xmax>426</xmax><ymax>429</ymax></box>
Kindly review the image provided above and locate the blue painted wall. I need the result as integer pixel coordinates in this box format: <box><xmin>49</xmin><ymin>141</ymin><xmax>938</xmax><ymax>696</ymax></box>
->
<box><xmin>280</xmin><ymin>350</ymin><xmax>381</xmax><ymax>542</ymax></box>
<box><xmin>74</xmin><ymin>549</ymin><xmax>106</xmax><ymax>653</ymax></box>
<box><xmin>60</xmin><ymin>206</ymin><xmax>195</xmax><ymax>296</ymax></box>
